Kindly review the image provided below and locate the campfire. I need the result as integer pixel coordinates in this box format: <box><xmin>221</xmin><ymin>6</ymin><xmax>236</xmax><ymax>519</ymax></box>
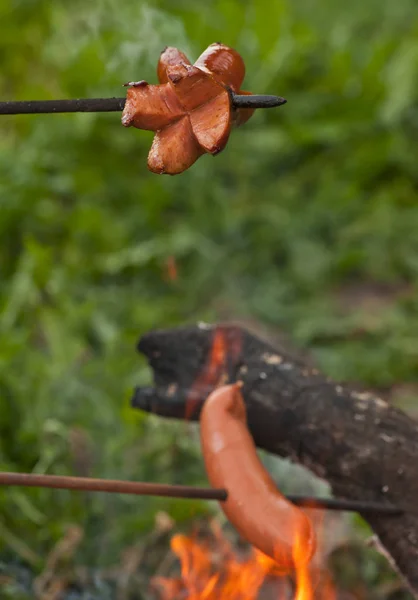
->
<box><xmin>0</xmin><ymin>321</ymin><xmax>411</xmax><ymax>597</ymax></box>
<box><xmin>0</xmin><ymin>322</ymin><xmax>412</xmax><ymax>597</ymax></box>
<box><xmin>132</xmin><ymin>322</ymin><xmax>415</xmax><ymax>597</ymax></box>
<box><xmin>152</xmin><ymin>518</ymin><xmax>335</xmax><ymax>600</ymax></box>
<box><xmin>150</xmin><ymin>327</ymin><xmax>335</xmax><ymax>600</ymax></box>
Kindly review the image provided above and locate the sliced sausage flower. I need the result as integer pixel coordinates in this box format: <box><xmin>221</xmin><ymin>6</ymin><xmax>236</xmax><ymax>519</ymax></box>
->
<box><xmin>121</xmin><ymin>43</ymin><xmax>255</xmax><ymax>175</ymax></box>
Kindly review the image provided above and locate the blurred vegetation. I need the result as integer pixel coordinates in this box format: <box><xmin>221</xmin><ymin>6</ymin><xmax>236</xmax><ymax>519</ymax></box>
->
<box><xmin>0</xmin><ymin>0</ymin><xmax>418</xmax><ymax>597</ymax></box>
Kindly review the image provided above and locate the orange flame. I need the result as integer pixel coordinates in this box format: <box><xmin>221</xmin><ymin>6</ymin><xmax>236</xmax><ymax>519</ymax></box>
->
<box><xmin>153</xmin><ymin>520</ymin><xmax>336</xmax><ymax>600</ymax></box>
<box><xmin>185</xmin><ymin>327</ymin><xmax>241</xmax><ymax>419</ymax></box>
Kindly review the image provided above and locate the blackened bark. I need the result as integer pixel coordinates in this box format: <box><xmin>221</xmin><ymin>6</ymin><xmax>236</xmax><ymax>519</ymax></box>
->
<box><xmin>131</xmin><ymin>323</ymin><xmax>418</xmax><ymax>597</ymax></box>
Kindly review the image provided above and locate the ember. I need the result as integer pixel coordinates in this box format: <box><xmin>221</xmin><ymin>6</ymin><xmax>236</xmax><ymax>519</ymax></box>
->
<box><xmin>185</xmin><ymin>327</ymin><xmax>241</xmax><ymax>419</ymax></box>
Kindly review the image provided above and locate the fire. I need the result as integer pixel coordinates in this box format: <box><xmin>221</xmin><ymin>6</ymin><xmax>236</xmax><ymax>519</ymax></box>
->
<box><xmin>153</xmin><ymin>520</ymin><xmax>336</xmax><ymax>600</ymax></box>
<box><xmin>293</xmin><ymin>531</ymin><xmax>313</xmax><ymax>600</ymax></box>
<box><xmin>169</xmin><ymin>327</ymin><xmax>336</xmax><ymax>598</ymax></box>
<box><xmin>185</xmin><ymin>327</ymin><xmax>241</xmax><ymax>419</ymax></box>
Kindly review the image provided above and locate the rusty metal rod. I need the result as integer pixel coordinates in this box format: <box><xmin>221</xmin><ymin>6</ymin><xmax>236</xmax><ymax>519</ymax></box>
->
<box><xmin>0</xmin><ymin>472</ymin><xmax>227</xmax><ymax>501</ymax></box>
<box><xmin>0</xmin><ymin>94</ymin><xmax>286</xmax><ymax>116</ymax></box>
<box><xmin>0</xmin><ymin>472</ymin><xmax>402</xmax><ymax>515</ymax></box>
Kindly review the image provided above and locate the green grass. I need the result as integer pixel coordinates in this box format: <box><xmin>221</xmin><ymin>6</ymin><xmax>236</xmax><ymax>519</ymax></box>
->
<box><xmin>0</xmin><ymin>0</ymin><xmax>417</xmax><ymax>596</ymax></box>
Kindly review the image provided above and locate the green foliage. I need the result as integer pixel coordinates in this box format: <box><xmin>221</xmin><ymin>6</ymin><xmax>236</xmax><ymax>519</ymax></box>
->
<box><xmin>1</xmin><ymin>0</ymin><xmax>418</xmax><ymax>595</ymax></box>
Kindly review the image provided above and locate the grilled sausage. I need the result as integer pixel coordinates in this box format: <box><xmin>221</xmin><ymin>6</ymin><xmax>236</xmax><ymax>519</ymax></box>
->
<box><xmin>200</xmin><ymin>383</ymin><xmax>316</xmax><ymax>568</ymax></box>
<box><xmin>122</xmin><ymin>44</ymin><xmax>256</xmax><ymax>174</ymax></box>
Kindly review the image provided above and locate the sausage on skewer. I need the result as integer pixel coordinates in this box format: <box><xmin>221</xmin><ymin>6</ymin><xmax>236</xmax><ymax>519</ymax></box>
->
<box><xmin>199</xmin><ymin>383</ymin><xmax>316</xmax><ymax>568</ymax></box>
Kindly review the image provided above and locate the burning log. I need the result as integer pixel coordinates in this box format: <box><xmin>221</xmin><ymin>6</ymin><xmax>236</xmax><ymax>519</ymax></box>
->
<box><xmin>132</xmin><ymin>323</ymin><xmax>418</xmax><ymax>598</ymax></box>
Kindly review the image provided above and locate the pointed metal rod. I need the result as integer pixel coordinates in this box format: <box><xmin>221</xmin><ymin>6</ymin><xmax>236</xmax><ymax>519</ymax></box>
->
<box><xmin>0</xmin><ymin>94</ymin><xmax>286</xmax><ymax>116</ymax></box>
<box><xmin>0</xmin><ymin>472</ymin><xmax>402</xmax><ymax>515</ymax></box>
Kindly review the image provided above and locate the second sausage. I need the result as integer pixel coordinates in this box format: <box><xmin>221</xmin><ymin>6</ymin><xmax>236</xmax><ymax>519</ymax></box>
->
<box><xmin>199</xmin><ymin>383</ymin><xmax>316</xmax><ymax>568</ymax></box>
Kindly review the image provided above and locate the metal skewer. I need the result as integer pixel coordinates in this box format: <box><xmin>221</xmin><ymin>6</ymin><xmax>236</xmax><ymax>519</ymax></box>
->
<box><xmin>0</xmin><ymin>94</ymin><xmax>286</xmax><ymax>116</ymax></box>
<box><xmin>0</xmin><ymin>472</ymin><xmax>402</xmax><ymax>515</ymax></box>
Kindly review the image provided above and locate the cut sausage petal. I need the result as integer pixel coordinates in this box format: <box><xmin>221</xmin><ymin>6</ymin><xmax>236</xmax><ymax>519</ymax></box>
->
<box><xmin>194</xmin><ymin>43</ymin><xmax>246</xmax><ymax>92</ymax></box>
<box><xmin>166</xmin><ymin>63</ymin><xmax>224</xmax><ymax>112</ymax></box>
<box><xmin>122</xmin><ymin>82</ymin><xmax>183</xmax><ymax>130</ymax></box>
<box><xmin>147</xmin><ymin>116</ymin><xmax>204</xmax><ymax>175</ymax></box>
<box><xmin>157</xmin><ymin>46</ymin><xmax>192</xmax><ymax>84</ymax></box>
<box><xmin>200</xmin><ymin>384</ymin><xmax>316</xmax><ymax>568</ymax></box>
<box><xmin>189</xmin><ymin>92</ymin><xmax>231</xmax><ymax>154</ymax></box>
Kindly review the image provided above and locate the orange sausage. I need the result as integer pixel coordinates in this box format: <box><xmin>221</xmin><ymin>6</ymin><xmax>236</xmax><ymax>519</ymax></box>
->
<box><xmin>199</xmin><ymin>383</ymin><xmax>316</xmax><ymax>568</ymax></box>
<box><xmin>194</xmin><ymin>42</ymin><xmax>246</xmax><ymax>92</ymax></box>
